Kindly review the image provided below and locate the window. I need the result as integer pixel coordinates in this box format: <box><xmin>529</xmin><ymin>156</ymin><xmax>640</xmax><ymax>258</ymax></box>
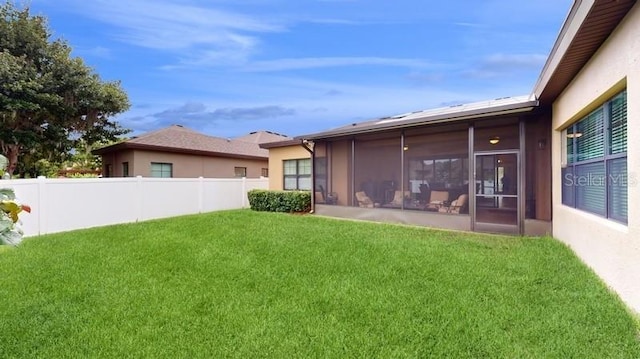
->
<box><xmin>234</xmin><ymin>167</ymin><xmax>247</xmax><ymax>178</ymax></box>
<box><xmin>261</xmin><ymin>168</ymin><xmax>269</xmax><ymax>177</ymax></box>
<box><xmin>284</xmin><ymin>159</ymin><xmax>311</xmax><ymax>190</ymax></box>
<box><xmin>562</xmin><ymin>90</ymin><xmax>627</xmax><ymax>223</ymax></box>
<box><xmin>408</xmin><ymin>157</ymin><xmax>468</xmax><ymax>190</ymax></box>
<box><xmin>151</xmin><ymin>162</ymin><xmax>173</xmax><ymax>178</ymax></box>
<box><xmin>122</xmin><ymin>162</ymin><xmax>129</xmax><ymax>177</ymax></box>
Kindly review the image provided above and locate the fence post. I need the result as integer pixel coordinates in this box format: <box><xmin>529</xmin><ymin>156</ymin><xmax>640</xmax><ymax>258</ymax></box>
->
<box><xmin>198</xmin><ymin>176</ymin><xmax>204</xmax><ymax>213</ymax></box>
<box><xmin>37</xmin><ymin>176</ymin><xmax>46</xmax><ymax>236</ymax></box>
<box><xmin>136</xmin><ymin>176</ymin><xmax>143</xmax><ymax>221</ymax></box>
<box><xmin>242</xmin><ymin>177</ymin><xmax>247</xmax><ymax>208</ymax></box>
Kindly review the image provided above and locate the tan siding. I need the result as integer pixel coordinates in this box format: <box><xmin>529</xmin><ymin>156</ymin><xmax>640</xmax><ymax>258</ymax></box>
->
<box><xmin>330</xmin><ymin>140</ymin><xmax>351</xmax><ymax>206</ymax></box>
<box><xmin>117</xmin><ymin>150</ymin><xmax>135</xmax><ymax>177</ymax></box>
<box><xmin>551</xmin><ymin>3</ymin><xmax>640</xmax><ymax>312</ymax></box>
<box><xmin>525</xmin><ymin>114</ymin><xmax>552</xmax><ymax>221</ymax></box>
<box><xmin>102</xmin><ymin>149</ymin><xmax>267</xmax><ymax>178</ymax></box>
<box><xmin>266</xmin><ymin>145</ymin><xmax>310</xmax><ymax>190</ymax></box>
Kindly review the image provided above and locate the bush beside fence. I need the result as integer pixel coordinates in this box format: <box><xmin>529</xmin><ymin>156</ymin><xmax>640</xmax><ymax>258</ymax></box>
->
<box><xmin>248</xmin><ymin>190</ymin><xmax>311</xmax><ymax>213</ymax></box>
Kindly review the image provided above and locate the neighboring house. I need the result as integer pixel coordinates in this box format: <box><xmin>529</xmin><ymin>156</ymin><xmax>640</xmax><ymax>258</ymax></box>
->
<box><xmin>93</xmin><ymin>125</ymin><xmax>288</xmax><ymax>178</ymax></box>
<box><xmin>258</xmin><ymin>140</ymin><xmax>312</xmax><ymax>191</ymax></box>
<box><xmin>296</xmin><ymin>0</ymin><xmax>640</xmax><ymax>313</ymax></box>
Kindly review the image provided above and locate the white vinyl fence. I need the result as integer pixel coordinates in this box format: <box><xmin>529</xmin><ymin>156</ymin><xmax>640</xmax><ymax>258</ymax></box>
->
<box><xmin>4</xmin><ymin>176</ymin><xmax>268</xmax><ymax>237</ymax></box>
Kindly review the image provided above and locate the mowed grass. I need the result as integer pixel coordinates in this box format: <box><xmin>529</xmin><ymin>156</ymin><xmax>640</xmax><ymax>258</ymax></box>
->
<box><xmin>1</xmin><ymin>211</ymin><xmax>639</xmax><ymax>358</ymax></box>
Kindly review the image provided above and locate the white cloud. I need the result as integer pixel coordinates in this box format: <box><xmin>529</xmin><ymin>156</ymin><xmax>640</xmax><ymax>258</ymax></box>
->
<box><xmin>59</xmin><ymin>0</ymin><xmax>284</xmax><ymax>65</ymax></box>
<box><xmin>308</xmin><ymin>18</ymin><xmax>366</xmax><ymax>25</ymax></box>
<box><xmin>243</xmin><ymin>57</ymin><xmax>438</xmax><ymax>72</ymax></box>
<box><xmin>91</xmin><ymin>0</ymin><xmax>282</xmax><ymax>47</ymax></box>
<box><xmin>464</xmin><ymin>53</ymin><xmax>548</xmax><ymax>78</ymax></box>
<box><xmin>119</xmin><ymin>69</ymin><xmax>531</xmax><ymax>138</ymax></box>
<box><xmin>483</xmin><ymin>53</ymin><xmax>547</xmax><ymax>68</ymax></box>
<box><xmin>453</xmin><ymin>22</ymin><xmax>487</xmax><ymax>28</ymax></box>
<box><xmin>160</xmin><ymin>48</ymin><xmax>254</xmax><ymax>70</ymax></box>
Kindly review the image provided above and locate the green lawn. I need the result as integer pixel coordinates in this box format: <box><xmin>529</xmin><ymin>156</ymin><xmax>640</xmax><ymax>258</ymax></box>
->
<box><xmin>1</xmin><ymin>210</ymin><xmax>639</xmax><ymax>358</ymax></box>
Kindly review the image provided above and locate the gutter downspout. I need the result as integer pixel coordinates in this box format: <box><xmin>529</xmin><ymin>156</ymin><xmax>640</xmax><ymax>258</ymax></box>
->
<box><xmin>301</xmin><ymin>140</ymin><xmax>315</xmax><ymax>213</ymax></box>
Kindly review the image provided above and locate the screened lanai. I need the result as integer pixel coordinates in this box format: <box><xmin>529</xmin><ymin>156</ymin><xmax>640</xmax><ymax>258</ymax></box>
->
<box><xmin>303</xmin><ymin>97</ymin><xmax>552</xmax><ymax>235</ymax></box>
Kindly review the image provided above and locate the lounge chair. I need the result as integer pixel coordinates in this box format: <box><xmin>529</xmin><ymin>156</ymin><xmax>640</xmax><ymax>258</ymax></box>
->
<box><xmin>355</xmin><ymin>191</ymin><xmax>375</xmax><ymax>208</ymax></box>
<box><xmin>439</xmin><ymin>194</ymin><xmax>468</xmax><ymax>214</ymax></box>
<box><xmin>425</xmin><ymin>190</ymin><xmax>449</xmax><ymax>211</ymax></box>
<box><xmin>383</xmin><ymin>190</ymin><xmax>410</xmax><ymax>208</ymax></box>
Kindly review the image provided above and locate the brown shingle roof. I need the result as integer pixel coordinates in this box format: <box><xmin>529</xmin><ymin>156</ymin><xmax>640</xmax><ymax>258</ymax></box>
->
<box><xmin>93</xmin><ymin>125</ymin><xmax>285</xmax><ymax>159</ymax></box>
<box><xmin>234</xmin><ymin>130</ymin><xmax>290</xmax><ymax>144</ymax></box>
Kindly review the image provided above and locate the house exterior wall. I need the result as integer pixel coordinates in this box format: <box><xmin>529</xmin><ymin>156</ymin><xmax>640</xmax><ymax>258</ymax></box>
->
<box><xmin>101</xmin><ymin>150</ymin><xmax>135</xmax><ymax>177</ymax></box>
<box><xmin>551</xmin><ymin>3</ymin><xmax>640</xmax><ymax>312</ymax></box>
<box><xmin>101</xmin><ymin>153</ymin><xmax>115</xmax><ymax>176</ymax></box>
<box><xmin>266</xmin><ymin>145</ymin><xmax>310</xmax><ymax>190</ymax></box>
<box><xmin>329</xmin><ymin>140</ymin><xmax>351</xmax><ymax>206</ymax></box>
<box><xmin>525</xmin><ymin>113</ymin><xmax>552</xmax><ymax>221</ymax></box>
<box><xmin>102</xmin><ymin>150</ymin><xmax>268</xmax><ymax>178</ymax></box>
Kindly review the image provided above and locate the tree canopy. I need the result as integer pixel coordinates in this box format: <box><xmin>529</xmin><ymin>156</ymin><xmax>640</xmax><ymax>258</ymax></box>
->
<box><xmin>0</xmin><ymin>2</ymin><xmax>130</xmax><ymax>177</ymax></box>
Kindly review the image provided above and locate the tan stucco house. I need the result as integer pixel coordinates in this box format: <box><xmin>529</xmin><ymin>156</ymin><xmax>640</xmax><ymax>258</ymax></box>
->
<box><xmin>259</xmin><ymin>139</ymin><xmax>312</xmax><ymax>191</ymax></box>
<box><xmin>93</xmin><ymin>125</ymin><xmax>289</xmax><ymax>178</ymax></box>
<box><xmin>295</xmin><ymin>0</ymin><xmax>640</xmax><ymax>312</ymax></box>
<box><xmin>539</xmin><ymin>0</ymin><xmax>639</xmax><ymax>314</ymax></box>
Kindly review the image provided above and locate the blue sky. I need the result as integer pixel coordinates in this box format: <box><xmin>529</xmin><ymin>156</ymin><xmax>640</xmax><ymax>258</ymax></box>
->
<box><xmin>29</xmin><ymin>0</ymin><xmax>573</xmax><ymax>139</ymax></box>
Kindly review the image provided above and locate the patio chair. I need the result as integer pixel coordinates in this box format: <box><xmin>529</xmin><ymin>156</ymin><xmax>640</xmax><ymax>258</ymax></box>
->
<box><xmin>438</xmin><ymin>193</ymin><xmax>468</xmax><ymax>214</ymax></box>
<box><xmin>325</xmin><ymin>192</ymin><xmax>338</xmax><ymax>205</ymax></box>
<box><xmin>425</xmin><ymin>190</ymin><xmax>449</xmax><ymax>211</ymax></box>
<box><xmin>355</xmin><ymin>191</ymin><xmax>375</xmax><ymax>208</ymax></box>
<box><xmin>388</xmin><ymin>190</ymin><xmax>410</xmax><ymax>207</ymax></box>
<box><xmin>315</xmin><ymin>185</ymin><xmax>326</xmax><ymax>204</ymax></box>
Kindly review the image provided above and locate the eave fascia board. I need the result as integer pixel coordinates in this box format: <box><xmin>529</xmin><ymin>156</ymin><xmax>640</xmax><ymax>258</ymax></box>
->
<box><xmin>533</xmin><ymin>0</ymin><xmax>595</xmax><ymax>99</ymax></box>
<box><xmin>93</xmin><ymin>142</ymin><xmax>267</xmax><ymax>160</ymax></box>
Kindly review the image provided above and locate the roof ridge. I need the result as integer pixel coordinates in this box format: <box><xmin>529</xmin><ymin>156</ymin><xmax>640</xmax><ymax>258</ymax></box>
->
<box><xmin>234</xmin><ymin>130</ymin><xmax>292</xmax><ymax>144</ymax></box>
<box><xmin>128</xmin><ymin>124</ymin><xmax>199</xmax><ymax>141</ymax></box>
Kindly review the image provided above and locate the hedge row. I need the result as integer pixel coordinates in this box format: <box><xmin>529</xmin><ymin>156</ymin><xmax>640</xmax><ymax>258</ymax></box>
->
<box><xmin>247</xmin><ymin>190</ymin><xmax>311</xmax><ymax>213</ymax></box>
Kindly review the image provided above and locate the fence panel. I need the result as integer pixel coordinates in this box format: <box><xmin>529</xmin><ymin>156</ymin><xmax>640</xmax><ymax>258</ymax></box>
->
<box><xmin>202</xmin><ymin>179</ymin><xmax>245</xmax><ymax>212</ymax></box>
<box><xmin>2</xmin><ymin>176</ymin><xmax>267</xmax><ymax>237</ymax></box>
<box><xmin>44</xmin><ymin>178</ymin><xmax>140</xmax><ymax>234</ymax></box>
<box><xmin>139</xmin><ymin>178</ymin><xmax>202</xmax><ymax>221</ymax></box>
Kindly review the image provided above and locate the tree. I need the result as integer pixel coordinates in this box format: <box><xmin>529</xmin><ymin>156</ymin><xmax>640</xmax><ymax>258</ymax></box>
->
<box><xmin>0</xmin><ymin>2</ymin><xmax>130</xmax><ymax>176</ymax></box>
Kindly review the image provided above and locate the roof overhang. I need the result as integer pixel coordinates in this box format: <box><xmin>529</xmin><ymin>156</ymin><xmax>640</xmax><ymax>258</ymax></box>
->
<box><xmin>258</xmin><ymin>139</ymin><xmax>303</xmax><ymax>149</ymax></box>
<box><xmin>534</xmin><ymin>0</ymin><xmax>637</xmax><ymax>103</ymax></box>
<box><xmin>92</xmin><ymin>142</ymin><xmax>267</xmax><ymax>161</ymax></box>
<box><xmin>297</xmin><ymin>97</ymin><xmax>538</xmax><ymax>140</ymax></box>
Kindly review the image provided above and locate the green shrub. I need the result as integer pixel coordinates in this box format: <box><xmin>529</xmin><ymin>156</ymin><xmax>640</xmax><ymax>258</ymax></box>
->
<box><xmin>0</xmin><ymin>188</ymin><xmax>31</xmax><ymax>246</ymax></box>
<box><xmin>248</xmin><ymin>190</ymin><xmax>311</xmax><ymax>213</ymax></box>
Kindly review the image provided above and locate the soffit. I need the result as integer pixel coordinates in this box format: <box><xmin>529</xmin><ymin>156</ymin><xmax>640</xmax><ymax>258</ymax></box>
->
<box><xmin>536</xmin><ymin>0</ymin><xmax>636</xmax><ymax>103</ymax></box>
